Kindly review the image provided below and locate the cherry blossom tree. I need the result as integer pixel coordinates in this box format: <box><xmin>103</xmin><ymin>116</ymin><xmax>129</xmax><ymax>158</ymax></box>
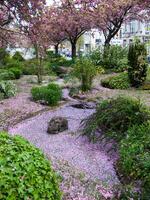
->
<box><xmin>49</xmin><ymin>0</ymin><xmax>92</xmax><ymax>59</ymax></box>
<box><xmin>25</xmin><ymin>14</ymin><xmax>50</xmax><ymax>83</ymax></box>
<box><xmin>0</xmin><ymin>0</ymin><xmax>46</xmax><ymax>27</ymax></box>
<box><xmin>44</xmin><ymin>7</ymin><xmax>67</xmax><ymax>55</ymax></box>
<box><xmin>85</xmin><ymin>0</ymin><xmax>145</xmax><ymax>47</ymax></box>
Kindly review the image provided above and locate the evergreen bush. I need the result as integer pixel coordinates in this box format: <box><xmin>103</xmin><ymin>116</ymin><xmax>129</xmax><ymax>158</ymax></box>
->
<box><xmin>128</xmin><ymin>40</ymin><xmax>148</xmax><ymax>87</ymax></box>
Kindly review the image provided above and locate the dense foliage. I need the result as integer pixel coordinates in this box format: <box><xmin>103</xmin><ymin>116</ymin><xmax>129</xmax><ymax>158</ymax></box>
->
<box><xmin>83</xmin><ymin>96</ymin><xmax>150</xmax><ymax>141</ymax></box>
<box><xmin>0</xmin><ymin>132</ymin><xmax>61</xmax><ymax>199</ymax></box>
<box><xmin>89</xmin><ymin>46</ymin><xmax>128</xmax><ymax>72</ymax></box>
<box><xmin>31</xmin><ymin>83</ymin><xmax>62</xmax><ymax>106</ymax></box>
<box><xmin>101</xmin><ymin>72</ymin><xmax>130</xmax><ymax>89</ymax></box>
<box><xmin>0</xmin><ymin>81</ymin><xmax>17</xmax><ymax>98</ymax></box>
<box><xmin>128</xmin><ymin>40</ymin><xmax>148</xmax><ymax>87</ymax></box>
<box><xmin>118</xmin><ymin>123</ymin><xmax>150</xmax><ymax>199</ymax></box>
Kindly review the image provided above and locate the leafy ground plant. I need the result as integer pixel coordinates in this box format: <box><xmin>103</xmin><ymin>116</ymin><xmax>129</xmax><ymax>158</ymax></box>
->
<box><xmin>0</xmin><ymin>132</ymin><xmax>61</xmax><ymax>199</ymax></box>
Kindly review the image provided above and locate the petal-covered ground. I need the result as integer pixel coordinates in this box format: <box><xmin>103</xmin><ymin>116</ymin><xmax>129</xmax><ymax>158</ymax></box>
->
<box><xmin>9</xmin><ymin>102</ymin><xmax>120</xmax><ymax>199</ymax></box>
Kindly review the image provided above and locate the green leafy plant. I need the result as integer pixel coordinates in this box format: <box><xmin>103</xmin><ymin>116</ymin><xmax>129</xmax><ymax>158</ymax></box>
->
<box><xmin>0</xmin><ymin>80</ymin><xmax>17</xmax><ymax>98</ymax></box>
<box><xmin>83</xmin><ymin>96</ymin><xmax>150</xmax><ymax>141</ymax></box>
<box><xmin>0</xmin><ymin>132</ymin><xmax>61</xmax><ymax>199</ymax></box>
<box><xmin>31</xmin><ymin>83</ymin><xmax>62</xmax><ymax>106</ymax></box>
<box><xmin>128</xmin><ymin>40</ymin><xmax>148</xmax><ymax>87</ymax></box>
<box><xmin>101</xmin><ymin>72</ymin><xmax>130</xmax><ymax>89</ymax></box>
<box><xmin>73</xmin><ymin>58</ymin><xmax>99</xmax><ymax>92</ymax></box>
<box><xmin>118</xmin><ymin>123</ymin><xmax>150</xmax><ymax>199</ymax></box>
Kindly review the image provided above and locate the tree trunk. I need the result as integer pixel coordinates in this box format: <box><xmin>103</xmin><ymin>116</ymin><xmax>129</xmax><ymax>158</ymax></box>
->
<box><xmin>71</xmin><ymin>41</ymin><xmax>77</xmax><ymax>60</ymax></box>
<box><xmin>34</xmin><ymin>44</ymin><xmax>43</xmax><ymax>84</ymax></box>
<box><xmin>37</xmin><ymin>57</ymin><xmax>43</xmax><ymax>84</ymax></box>
<box><xmin>55</xmin><ymin>44</ymin><xmax>59</xmax><ymax>55</ymax></box>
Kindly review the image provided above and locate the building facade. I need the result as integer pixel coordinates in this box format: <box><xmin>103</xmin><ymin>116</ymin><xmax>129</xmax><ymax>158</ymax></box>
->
<box><xmin>83</xmin><ymin>20</ymin><xmax>150</xmax><ymax>55</ymax></box>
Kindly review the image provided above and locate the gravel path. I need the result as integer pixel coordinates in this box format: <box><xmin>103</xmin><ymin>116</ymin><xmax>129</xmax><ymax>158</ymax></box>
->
<box><xmin>9</xmin><ymin>102</ymin><xmax>119</xmax><ymax>199</ymax></box>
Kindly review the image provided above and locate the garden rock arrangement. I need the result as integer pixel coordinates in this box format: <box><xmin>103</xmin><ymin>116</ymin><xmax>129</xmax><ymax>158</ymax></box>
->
<box><xmin>47</xmin><ymin>116</ymin><xmax>68</xmax><ymax>134</ymax></box>
<box><xmin>70</xmin><ymin>101</ymin><xmax>96</xmax><ymax>109</ymax></box>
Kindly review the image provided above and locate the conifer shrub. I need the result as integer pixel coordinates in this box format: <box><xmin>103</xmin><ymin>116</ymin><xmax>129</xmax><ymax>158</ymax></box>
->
<box><xmin>128</xmin><ymin>40</ymin><xmax>148</xmax><ymax>87</ymax></box>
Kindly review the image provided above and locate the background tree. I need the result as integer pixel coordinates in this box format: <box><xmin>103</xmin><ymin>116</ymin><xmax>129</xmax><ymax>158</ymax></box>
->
<box><xmin>50</xmin><ymin>0</ymin><xmax>92</xmax><ymax>59</ymax></box>
<box><xmin>44</xmin><ymin>7</ymin><xmax>67</xmax><ymax>55</ymax></box>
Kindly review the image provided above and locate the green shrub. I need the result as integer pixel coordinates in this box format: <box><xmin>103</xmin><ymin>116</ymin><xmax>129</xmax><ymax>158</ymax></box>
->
<box><xmin>12</xmin><ymin>51</ymin><xmax>25</xmax><ymax>62</ymax></box>
<box><xmin>89</xmin><ymin>46</ymin><xmax>128</xmax><ymax>72</ymax></box>
<box><xmin>0</xmin><ymin>81</ymin><xmax>17</xmax><ymax>98</ymax></box>
<box><xmin>128</xmin><ymin>40</ymin><xmax>148</xmax><ymax>87</ymax></box>
<box><xmin>88</xmin><ymin>48</ymin><xmax>103</xmax><ymax>66</ymax></box>
<box><xmin>118</xmin><ymin>123</ymin><xmax>150</xmax><ymax>199</ymax></box>
<box><xmin>0</xmin><ymin>70</ymin><xmax>15</xmax><ymax>80</ymax></box>
<box><xmin>9</xmin><ymin>68</ymin><xmax>22</xmax><ymax>79</ymax></box>
<box><xmin>0</xmin><ymin>132</ymin><xmax>61</xmax><ymax>199</ymax></box>
<box><xmin>31</xmin><ymin>83</ymin><xmax>62</xmax><ymax>106</ymax></box>
<box><xmin>103</xmin><ymin>45</ymin><xmax>128</xmax><ymax>71</ymax></box>
<box><xmin>73</xmin><ymin>58</ymin><xmax>99</xmax><ymax>92</ymax></box>
<box><xmin>101</xmin><ymin>72</ymin><xmax>130</xmax><ymax>89</ymax></box>
<box><xmin>83</xmin><ymin>96</ymin><xmax>150</xmax><ymax>141</ymax></box>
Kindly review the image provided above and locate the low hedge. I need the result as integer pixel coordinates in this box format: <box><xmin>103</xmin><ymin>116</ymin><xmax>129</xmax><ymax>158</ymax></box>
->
<box><xmin>31</xmin><ymin>83</ymin><xmax>62</xmax><ymax>106</ymax></box>
<box><xmin>0</xmin><ymin>132</ymin><xmax>61</xmax><ymax>200</ymax></box>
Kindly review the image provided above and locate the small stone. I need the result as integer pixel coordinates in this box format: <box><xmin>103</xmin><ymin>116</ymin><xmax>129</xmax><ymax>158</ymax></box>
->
<box><xmin>47</xmin><ymin>117</ymin><xmax>68</xmax><ymax>134</ymax></box>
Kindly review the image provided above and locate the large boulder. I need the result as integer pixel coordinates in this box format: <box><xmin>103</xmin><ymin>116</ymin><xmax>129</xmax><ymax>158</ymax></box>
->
<box><xmin>47</xmin><ymin>117</ymin><xmax>68</xmax><ymax>134</ymax></box>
